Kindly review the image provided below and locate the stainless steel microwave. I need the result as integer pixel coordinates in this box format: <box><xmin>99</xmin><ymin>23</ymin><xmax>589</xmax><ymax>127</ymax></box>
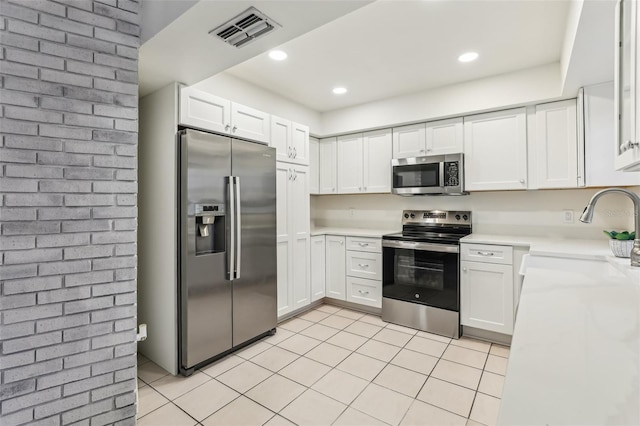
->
<box><xmin>391</xmin><ymin>153</ymin><xmax>466</xmax><ymax>195</ymax></box>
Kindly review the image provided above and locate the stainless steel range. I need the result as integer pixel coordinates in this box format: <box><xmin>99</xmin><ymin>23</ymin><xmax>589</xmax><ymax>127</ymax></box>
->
<box><xmin>382</xmin><ymin>210</ymin><xmax>471</xmax><ymax>339</ymax></box>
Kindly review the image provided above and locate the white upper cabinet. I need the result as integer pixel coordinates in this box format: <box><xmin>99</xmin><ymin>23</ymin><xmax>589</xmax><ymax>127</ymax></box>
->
<box><xmin>337</xmin><ymin>134</ymin><xmax>364</xmax><ymax>193</ymax></box>
<box><xmin>583</xmin><ymin>83</ymin><xmax>640</xmax><ymax>186</ymax></box>
<box><xmin>179</xmin><ymin>87</ymin><xmax>231</xmax><ymax>135</ymax></box>
<box><xmin>464</xmin><ymin>108</ymin><xmax>528</xmax><ymax>191</ymax></box>
<box><xmin>615</xmin><ymin>0</ymin><xmax>640</xmax><ymax>171</ymax></box>
<box><xmin>309</xmin><ymin>137</ymin><xmax>320</xmax><ymax>194</ymax></box>
<box><xmin>291</xmin><ymin>123</ymin><xmax>310</xmax><ymax>166</ymax></box>
<box><xmin>179</xmin><ymin>86</ymin><xmax>270</xmax><ymax>144</ymax></box>
<box><xmin>363</xmin><ymin>129</ymin><xmax>392</xmax><ymax>193</ymax></box>
<box><xmin>231</xmin><ymin>103</ymin><xmax>270</xmax><ymax>144</ymax></box>
<box><xmin>270</xmin><ymin>116</ymin><xmax>309</xmax><ymax>165</ymax></box>
<box><xmin>392</xmin><ymin>123</ymin><xmax>426</xmax><ymax>158</ymax></box>
<box><xmin>319</xmin><ymin>137</ymin><xmax>338</xmax><ymax>194</ymax></box>
<box><xmin>426</xmin><ymin>117</ymin><xmax>464</xmax><ymax>155</ymax></box>
<box><xmin>530</xmin><ymin>99</ymin><xmax>580</xmax><ymax>189</ymax></box>
<box><xmin>271</xmin><ymin>116</ymin><xmax>293</xmax><ymax>163</ymax></box>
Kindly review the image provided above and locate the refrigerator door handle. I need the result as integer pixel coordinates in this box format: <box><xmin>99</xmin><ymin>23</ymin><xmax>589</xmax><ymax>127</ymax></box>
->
<box><xmin>234</xmin><ymin>176</ymin><xmax>241</xmax><ymax>279</ymax></box>
<box><xmin>227</xmin><ymin>176</ymin><xmax>235</xmax><ymax>280</ymax></box>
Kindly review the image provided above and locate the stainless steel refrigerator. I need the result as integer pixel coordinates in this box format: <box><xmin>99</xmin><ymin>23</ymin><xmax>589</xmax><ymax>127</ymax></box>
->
<box><xmin>178</xmin><ymin>128</ymin><xmax>277</xmax><ymax>375</ymax></box>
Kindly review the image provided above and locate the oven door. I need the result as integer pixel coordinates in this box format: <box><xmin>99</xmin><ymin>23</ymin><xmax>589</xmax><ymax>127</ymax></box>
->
<box><xmin>382</xmin><ymin>240</ymin><xmax>459</xmax><ymax>311</ymax></box>
<box><xmin>391</xmin><ymin>157</ymin><xmax>443</xmax><ymax>195</ymax></box>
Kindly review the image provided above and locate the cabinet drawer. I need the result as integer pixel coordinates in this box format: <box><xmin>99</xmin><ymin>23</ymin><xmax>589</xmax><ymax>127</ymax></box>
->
<box><xmin>346</xmin><ymin>236</ymin><xmax>381</xmax><ymax>253</ymax></box>
<box><xmin>461</xmin><ymin>243</ymin><xmax>513</xmax><ymax>265</ymax></box>
<box><xmin>346</xmin><ymin>276</ymin><xmax>381</xmax><ymax>308</ymax></box>
<box><xmin>346</xmin><ymin>251</ymin><xmax>382</xmax><ymax>280</ymax></box>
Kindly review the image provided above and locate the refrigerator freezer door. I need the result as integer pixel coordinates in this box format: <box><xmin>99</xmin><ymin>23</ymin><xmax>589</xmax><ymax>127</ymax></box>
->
<box><xmin>231</xmin><ymin>139</ymin><xmax>278</xmax><ymax>345</ymax></box>
<box><xmin>179</xmin><ymin>129</ymin><xmax>233</xmax><ymax>371</ymax></box>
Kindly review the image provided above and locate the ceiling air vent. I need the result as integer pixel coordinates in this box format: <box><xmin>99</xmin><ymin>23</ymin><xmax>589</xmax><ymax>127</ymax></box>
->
<box><xmin>210</xmin><ymin>7</ymin><xmax>281</xmax><ymax>48</ymax></box>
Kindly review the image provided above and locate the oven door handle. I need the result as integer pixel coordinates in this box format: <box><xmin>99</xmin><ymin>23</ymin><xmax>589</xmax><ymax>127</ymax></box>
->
<box><xmin>382</xmin><ymin>240</ymin><xmax>459</xmax><ymax>253</ymax></box>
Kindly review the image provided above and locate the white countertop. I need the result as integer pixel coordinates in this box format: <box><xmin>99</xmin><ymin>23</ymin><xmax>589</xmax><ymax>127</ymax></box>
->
<box><xmin>498</xmin><ymin>250</ymin><xmax>640</xmax><ymax>425</ymax></box>
<box><xmin>310</xmin><ymin>227</ymin><xmax>399</xmax><ymax>238</ymax></box>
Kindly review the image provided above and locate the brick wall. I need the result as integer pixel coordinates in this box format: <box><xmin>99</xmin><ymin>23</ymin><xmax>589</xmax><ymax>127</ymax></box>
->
<box><xmin>0</xmin><ymin>0</ymin><xmax>139</xmax><ymax>424</ymax></box>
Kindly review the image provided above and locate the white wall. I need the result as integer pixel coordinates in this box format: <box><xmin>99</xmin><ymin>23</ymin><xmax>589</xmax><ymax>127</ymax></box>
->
<box><xmin>320</xmin><ymin>63</ymin><xmax>562</xmax><ymax>136</ymax></box>
<box><xmin>311</xmin><ymin>187</ymin><xmax>639</xmax><ymax>240</ymax></box>
<box><xmin>193</xmin><ymin>72</ymin><xmax>322</xmax><ymax>134</ymax></box>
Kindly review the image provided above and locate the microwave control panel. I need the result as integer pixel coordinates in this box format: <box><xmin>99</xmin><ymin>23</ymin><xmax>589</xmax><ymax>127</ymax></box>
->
<box><xmin>444</xmin><ymin>161</ymin><xmax>459</xmax><ymax>187</ymax></box>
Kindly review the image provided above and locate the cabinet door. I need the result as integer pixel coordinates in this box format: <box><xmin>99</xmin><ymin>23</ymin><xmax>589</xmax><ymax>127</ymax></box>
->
<box><xmin>179</xmin><ymin>86</ymin><xmax>230</xmax><ymax>134</ymax></box>
<box><xmin>426</xmin><ymin>117</ymin><xmax>464</xmax><ymax>155</ymax></box>
<box><xmin>392</xmin><ymin>123</ymin><xmax>426</xmax><ymax>158</ymax></box>
<box><xmin>363</xmin><ymin>129</ymin><xmax>392</xmax><ymax>193</ymax></box>
<box><xmin>291</xmin><ymin>122</ymin><xmax>309</xmax><ymax>166</ymax></box>
<box><xmin>319</xmin><ymin>138</ymin><xmax>338</xmax><ymax>194</ymax></box>
<box><xmin>325</xmin><ymin>236</ymin><xmax>346</xmax><ymax>300</ymax></box>
<box><xmin>531</xmin><ymin>100</ymin><xmax>579</xmax><ymax>189</ymax></box>
<box><xmin>276</xmin><ymin>165</ymin><xmax>292</xmax><ymax>316</ymax></box>
<box><xmin>271</xmin><ymin>116</ymin><xmax>292</xmax><ymax>163</ymax></box>
<box><xmin>584</xmin><ymin>83</ymin><xmax>640</xmax><ymax>186</ymax></box>
<box><xmin>231</xmin><ymin>103</ymin><xmax>270</xmax><ymax>144</ymax></box>
<box><xmin>615</xmin><ymin>0</ymin><xmax>640</xmax><ymax>171</ymax></box>
<box><xmin>337</xmin><ymin>134</ymin><xmax>364</xmax><ymax>193</ymax></box>
<box><xmin>291</xmin><ymin>166</ymin><xmax>310</xmax><ymax>310</ymax></box>
<box><xmin>310</xmin><ymin>236</ymin><xmax>326</xmax><ymax>302</ymax></box>
<box><xmin>464</xmin><ymin>108</ymin><xmax>528</xmax><ymax>191</ymax></box>
<box><xmin>460</xmin><ymin>260</ymin><xmax>514</xmax><ymax>335</ymax></box>
<box><xmin>309</xmin><ymin>137</ymin><xmax>320</xmax><ymax>194</ymax></box>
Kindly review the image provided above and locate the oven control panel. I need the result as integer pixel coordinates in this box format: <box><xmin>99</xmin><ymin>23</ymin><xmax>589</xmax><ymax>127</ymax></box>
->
<box><xmin>401</xmin><ymin>210</ymin><xmax>471</xmax><ymax>226</ymax></box>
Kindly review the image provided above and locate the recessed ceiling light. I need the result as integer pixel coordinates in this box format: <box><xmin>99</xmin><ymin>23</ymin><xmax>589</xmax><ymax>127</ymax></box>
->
<box><xmin>458</xmin><ymin>52</ymin><xmax>479</xmax><ymax>63</ymax></box>
<box><xmin>332</xmin><ymin>87</ymin><xmax>347</xmax><ymax>95</ymax></box>
<box><xmin>268</xmin><ymin>50</ymin><xmax>287</xmax><ymax>61</ymax></box>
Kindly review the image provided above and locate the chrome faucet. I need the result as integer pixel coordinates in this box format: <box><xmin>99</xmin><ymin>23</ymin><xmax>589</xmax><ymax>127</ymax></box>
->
<box><xmin>579</xmin><ymin>188</ymin><xmax>640</xmax><ymax>267</ymax></box>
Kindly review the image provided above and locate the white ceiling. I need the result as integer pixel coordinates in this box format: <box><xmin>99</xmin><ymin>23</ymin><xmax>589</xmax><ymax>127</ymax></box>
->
<box><xmin>224</xmin><ymin>0</ymin><xmax>572</xmax><ymax>112</ymax></box>
<box><xmin>139</xmin><ymin>0</ymin><xmax>372</xmax><ymax>96</ymax></box>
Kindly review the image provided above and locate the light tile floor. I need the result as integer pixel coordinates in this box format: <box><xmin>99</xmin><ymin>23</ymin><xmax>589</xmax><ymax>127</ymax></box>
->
<box><xmin>137</xmin><ymin>304</ymin><xmax>509</xmax><ymax>426</ymax></box>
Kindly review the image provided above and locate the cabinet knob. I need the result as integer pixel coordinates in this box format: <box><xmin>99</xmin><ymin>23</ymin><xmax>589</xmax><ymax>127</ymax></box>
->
<box><xmin>359</xmin><ymin>187</ymin><xmax>362</xmax><ymax>191</ymax></box>
<box><xmin>358</xmin><ymin>290</ymin><xmax>369</xmax><ymax>295</ymax></box>
<box><xmin>293</xmin><ymin>147</ymin><xmax>297</xmax><ymax>158</ymax></box>
<box><xmin>358</xmin><ymin>263</ymin><xmax>369</xmax><ymax>268</ymax></box>
<box><xmin>463</xmin><ymin>268</ymin><xmax>467</xmax><ymax>272</ymax></box>
<box><xmin>363</xmin><ymin>186</ymin><xmax>367</xmax><ymax>191</ymax></box>
<box><xmin>332</xmin><ymin>188</ymin><xmax>336</xmax><ymax>192</ymax></box>
<box><xmin>340</xmin><ymin>241</ymin><xmax>343</xmax><ymax>245</ymax></box>
<box><xmin>519</xmin><ymin>179</ymin><xmax>525</xmax><ymax>184</ymax></box>
<box><xmin>426</xmin><ymin>148</ymin><xmax>432</xmax><ymax>152</ymax></box>
<box><xmin>225</xmin><ymin>124</ymin><xmax>230</xmax><ymax>131</ymax></box>
<box><xmin>232</xmin><ymin>125</ymin><xmax>237</xmax><ymax>132</ymax></box>
<box><xmin>420</xmin><ymin>149</ymin><xmax>425</xmax><ymax>153</ymax></box>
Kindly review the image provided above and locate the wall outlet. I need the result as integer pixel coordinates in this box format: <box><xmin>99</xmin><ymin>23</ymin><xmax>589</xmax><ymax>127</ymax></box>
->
<box><xmin>563</xmin><ymin>210</ymin><xmax>574</xmax><ymax>224</ymax></box>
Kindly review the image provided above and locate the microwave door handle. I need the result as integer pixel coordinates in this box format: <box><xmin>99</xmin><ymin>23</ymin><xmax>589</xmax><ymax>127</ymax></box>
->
<box><xmin>439</xmin><ymin>162</ymin><xmax>445</xmax><ymax>188</ymax></box>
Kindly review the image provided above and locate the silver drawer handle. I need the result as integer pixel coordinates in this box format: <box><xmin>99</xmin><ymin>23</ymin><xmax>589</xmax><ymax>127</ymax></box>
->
<box><xmin>358</xmin><ymin>290</ymin><xmax>369</xmax><ymax>295</ymax></box>
<box><xmin>477</xmin><ymin>251</ymin><xmax>494</xmax><ymax>256</ymax></box>
<box><xmin>358</xmin><ymin>263</ymin><xmax>369</xmax><ymax>268</ymax></box>
<box><xmin>358</xmin><ymin>243</ymin><xmax>369</xmax><ymax>247</ymax></box>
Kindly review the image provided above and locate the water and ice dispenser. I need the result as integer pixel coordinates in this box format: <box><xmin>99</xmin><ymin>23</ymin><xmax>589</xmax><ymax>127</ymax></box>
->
<box><xmin>195</xmin><ymin>203</ymin><xmax>225</xmax><ymax>255</ymax></box>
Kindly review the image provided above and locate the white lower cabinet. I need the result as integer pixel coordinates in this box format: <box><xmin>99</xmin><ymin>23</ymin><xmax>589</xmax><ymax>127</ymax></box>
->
<box><xmin>276</xmin><ymin>163</ymin><xmax>310</xmax><ymax>317</ymax></box>
<box><xmin>310</xmin><ymin>236</ymin><xmax>325</xmax><ymax>302</ymax></box>
<box><xmin>325</xmin><ymin>235</ymin><xmax>346</xmax><ymax>300</ymax></box>
<box><xmin>346</xmin><ymin>276</ymin><xmax>381</xmax><ymax>308</ymax></box>
<box><xmin>460</xmin><ymin>243</ymin><xmax>514</xmax><ymax>335</ymax></box>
